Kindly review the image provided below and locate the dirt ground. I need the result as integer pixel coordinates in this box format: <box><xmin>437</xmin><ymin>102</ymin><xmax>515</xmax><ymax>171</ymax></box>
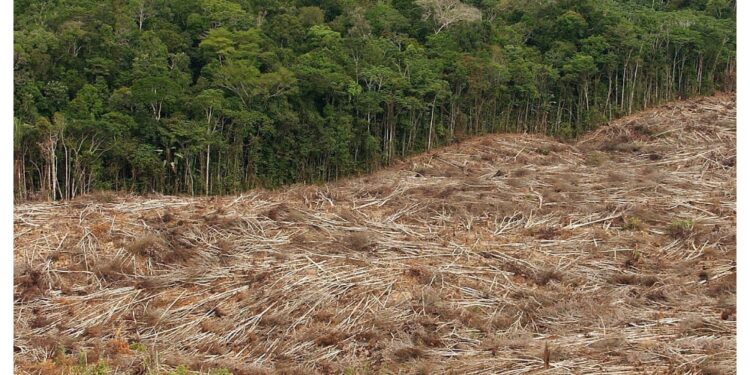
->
<box><xmin>14</xmin><ymin>94</ymin><xmax>736</xmax><ymax>374</ymax></box>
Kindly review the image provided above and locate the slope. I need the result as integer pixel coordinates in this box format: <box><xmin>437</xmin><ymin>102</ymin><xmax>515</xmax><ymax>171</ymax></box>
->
<box><xmin>14</xmin><ymin>94</ymin><xmax>736</xmax><ymax>374</ymax></box>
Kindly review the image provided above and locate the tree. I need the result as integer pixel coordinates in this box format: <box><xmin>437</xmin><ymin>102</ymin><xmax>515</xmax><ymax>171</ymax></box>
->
<box><xmin>415</xmin><ymin>0</ymin><xmax>481</xmax><ymax>34</ymax></box>
<box><xmin>12</xmin><ymin>0</ymin><xmax>735</xmax><ymax>199</ymax></box>
<box><xmin>193</xmin><ymin>89</ymin><xmax>225</xmax><ymax>194</ymax></box>
<box><xmin>132</xmin><ymin>76</ymin><xmax>180</xmax><ymax>120</ymax></box>
<box><xmin>129</xmin><ymin>0</ymin><xmax>153</xmax><ymax>31</ymax></box>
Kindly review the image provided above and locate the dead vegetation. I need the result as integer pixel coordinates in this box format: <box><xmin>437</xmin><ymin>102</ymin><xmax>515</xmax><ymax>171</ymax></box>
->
<box><xmin>14</xmin><ymin>94</ymin><xmax>736</xmax><ymax>374</ymax></box>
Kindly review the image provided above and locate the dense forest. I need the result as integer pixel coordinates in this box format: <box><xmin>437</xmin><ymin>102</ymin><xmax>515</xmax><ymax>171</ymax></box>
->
<box><xmin>14</xmin><ymin>0</ymin><xmax>735</xmax><ymax>200</ymax></box>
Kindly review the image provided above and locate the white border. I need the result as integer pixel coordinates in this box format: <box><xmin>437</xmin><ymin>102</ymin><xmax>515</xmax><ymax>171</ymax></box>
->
<box><xmin>736</xmin><ymin>1</ymin><xmax>746</xmax><ymax>371</ymax></box>
<box><xmin>3</xmin><ymin>0</ymin><xmax>15</xmax><ymax>373</ymax></box>
<box><xmin>2</xmin><ymin>2</ymin><xmax>742</xmax><ymax>374</ymax></box>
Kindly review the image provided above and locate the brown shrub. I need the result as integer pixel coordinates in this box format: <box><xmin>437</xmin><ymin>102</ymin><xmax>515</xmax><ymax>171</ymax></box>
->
<box><xmin>506</xmin><ymin>178</ymin><xmax>525</xmax><ymax>188</ymax></box>
<box><xmin>413</xmin><ymin>362</ymin><xmax>438</xmax><ymax>375</ymax></box>
<box><xmin>315</xmin><ymin>330</ymin><xmax>344</xmax><ymax>347</ymax></box>
<box><xmin>647</xmin><ymin>152</ymin><xmax>663</xmax><ymax>161</ymax></box>
<box><xmin>534</xmin><ymin>269</ymin><xmax>564</xmax><ymax>286</ymax></box>
<box><xmin>512</xmin><ymin>168</ymin><xmax>531</xmax><ymax>177</ymax></box>
<box><xmin>700</xmin><ymin>364</ymin><xmax>732</xmax><ymax>375</ymax></box>
<box><xmin>586</xmin><ymin>151</ymin><xmax>609</xmax><ymax>167</ymax></box>
<box><xmin>346</xmin><ymin>232</ymin><xmax>375</xmax><ymax>252</ymax></box>
<box><xmin>312</xmin><ymin>309</ymin><xmax>336</xmax><ymax>323</ymax></box>
<box><xmin>589</xmin><ymin>334</ymin><xmax>626</xmax><ymax>351</ymax></box>
<box><xmin>83</xmin><ymin>324</ymin><xmax>104</xmax><ymax>338</ymax></box>
<box><xmin>500</xmin><ymin>333</ymin><xmax>532</xmax><ymax>350</ymax></box>
<box><xmin>266</xmin><ymin>204</ymin><xmax>305</xmax><ymax>222</ymax></box>
<box><xmin>200</xmin><ymin>318</ymin><xmax>230</xmax><ymax>334</ymax></box>
<box><xmin>678</xmin><ymin>316</ymin><xmax>711</xmax><ymax>336</ymax></box>
<box><xmin>458</xmin><ymin>308</ymin><xmax>487</xmax><ymax>331</ymax></box>
<box><xmin>353</xmin><ymin>329</ymin><xmax>381</xmax><ymax>344</ymax></box>
<box><xmin>29</xmin><ymin>314</ymin><xmax>52</xmax><ymax>329</ymax></box>
<box><xmin>437</xmin><ymin>167</ymin><xmax>464</xmax><ymax>178</ymax></box>
<box><xmin>259</xmin><ymin>313</ymin><xmax>285</xmax><ymax>327</ymax></box>
<box><xmin>94</xmin><ymin>258</ymin><xmax>135</xmax><ymax>282</ymax></box>
<box><xmin>480</xmin><ymin>138</ymin><xmax>495</xmax><ymax>147</ymax></box>
<box><xmin>392</xmin><ymin>346</ymin><xmax>427</xmax><ymax>362</ymax></box>
<box><xmin>414</xmin><ymin>166</ymin><xmax>432</xmax><ymax>177</ymax></box>
<box><xmin>162</xmin><ymin>353</ymin><xmax>198</xmax><ymax>369</ymax></box>
<box><xmin>707</xmin><ymin>274</ymin><xmax>736</xmax><ymax>297</ymax></box>
<box><xmin>596</xmin><ymin>133</ymin><xmax>633</xmax><ymax>152</ymax></box>
<box><xmin>108</xmin><ymin>338</ymin><xmax>130</xmax><ymax>355</ymax></box>
<box><xmin>215</xmin><ymin>238</ymin><xmax>234</xmax><ymax>254</ymax></box>
<box><xmin>628</xmin><ymin>206</ymin><xmax>661</xmax><ymax>224</ymax></box>
<box><xmin>28</xmin><ymin>333</ymin><xmax>74</xmax><ymax>356</ymax></box>
<box><xmin>405</xmin><ymin>266</ymin><xmax>434</xmax><ymax>285</ymax></box>
<box><xmin>246</xmin><ymin>270</ymin><xmax>272</xmax><ymax>286</ymax></box>
<box><xmin>367</xmin><ymin>184</ymin><xmax>395</xmax><ymax>196</ymax></box>
<box><xmin>413</xmin><ymin>328</ymin><xmax>443</xmax><ymax>348</ymax></box>
<box><xmin>436</xmin><ymin>187</ymin><xmax>459</xmax><ymax>198</ymax></box>
<box><xmin>612</xmin><ymin>142</ymin><xmax>642</xmax><ymax>153</ymax></box>
<box><xmin>549</xmin><ymin>178</ymin><xmax>577</xmax><ymax>193</ymax></box>
<box><xmin>90</xmin><ymin>222</ymin><xmax>110</xmax><ymax>238</ymax></box>
<box><xmin>204</xmin><ymin>214</ymin><xmax>242</xmax><ymax>229</ymax></box>
<box><xmin>632</xmin><ymin>122</ymin><xmax>660</xmax><ymax>137</ymax></box>
<box><xmin>645</xmin><ymin>289</ymin><xmax>668</xmax><ymax>302</ymax></box>
<box><xmin>492</xmin><ymin>169</ymin><xmax>506</xmax><ymax>178</ymax></box>
<box><xmin>208</xmin><ymin>304</ymin><xmax>230</xmax><ymax>318</ymax></box>
<box><xmin>531</xmin><ymin>226</ymin><xmax>560</xmax><ymax>240</ymax></box>
<box><xmin>275</xmin><ymin>364</ymin><xmax>308</xmax><ymax>375</ymax></box>
<box><xmin>14</xmin><ymin>265</ymin><xmax>47</xmax><ymax>300</ymax></box>
<box><xmin>606</xmin><ymin>171</ymin><xmax>627</xmax><ymax>184</ymax></box>
<box><xmin>210</xmin><ymin>362</ymin><xmax>269</xmax><ymax>375</ymax></box>
<box><xmin>85</xmin><ymin>345</ymin><xmax>102</xmax><ymax>364</ymax></box>
<box><xmin>610</xmin><ymin>273</ymin><xmax>658</xmax><ymax>287</ymax></box>
<box><xmin>161</xmin><ymin>247</ymin><xmax>198</xmax><ymax>264</ymax></box>
<box><xmin>486</xmin><ymin>313</ymin><xmax>516</xmax><ymax>332</ymax></box>
<box><xmin>142</xmin><ymin>308</ymin><xmax>163</xmax><ymax>327</ymax></box>
<box><xmin>157</xmin><ymin>209</ymin><xmax>175</xmax><ymax>224</ymax></box>
<box><xmin>196</xmin><ymin>341</ymin><xmax>227</xmax><ymax>355</ymax></box>
<box><xmin>135</xmin><ymin>276</ymin><xmax>167</xmax><ymax>290</ymax></box>
<box><xmin>721</xmin><ymin>308</ymin><xmax>736</xmax><ymax>321</ymax></box>
<box><xmin>480</xmin><ymin>153</ymin><xmax>496</xmax><ymax>162</ymax></box>
<box><xmin>126</xmin><ymin>234</ymin><xmax>167</xmax><ymax>259</ymax></box>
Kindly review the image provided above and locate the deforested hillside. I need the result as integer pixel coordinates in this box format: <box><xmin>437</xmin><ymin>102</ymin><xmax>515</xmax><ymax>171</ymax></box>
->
<box><xmin>14</xmin><ymin>95</ymin><xmax>735</xmax><ymax>374</ymax></box>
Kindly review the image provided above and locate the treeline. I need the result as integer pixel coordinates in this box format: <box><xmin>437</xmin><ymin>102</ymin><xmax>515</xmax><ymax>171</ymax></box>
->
<box><xmin>14</xmin><ymin>0</ymin><xmax>735</xmax><ymax>200</ymax></box>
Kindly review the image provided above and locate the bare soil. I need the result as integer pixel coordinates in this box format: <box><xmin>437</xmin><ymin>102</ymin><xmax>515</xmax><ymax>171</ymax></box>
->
<box><xmin>14</xmin><ymin>94</ymin><xmax>736</xmax><ymax>374</ymax></box>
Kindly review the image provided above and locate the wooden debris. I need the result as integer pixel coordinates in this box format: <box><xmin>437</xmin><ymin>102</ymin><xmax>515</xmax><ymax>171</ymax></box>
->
<box><xmin>14</xmin><ymin>94</ymin><xmax>736</xmax><ymax>374</ymax></box>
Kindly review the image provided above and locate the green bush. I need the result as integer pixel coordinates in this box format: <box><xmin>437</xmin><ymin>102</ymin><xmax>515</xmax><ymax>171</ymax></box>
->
<box><xmin>623</xmin><ymin>216</ymin><xmax>644</xmax><ymax>231</ymax></box>
<box><xmin>586</xmin><ymin>151</ymin><xmax>608</xmax><ymax>167</ymax></box>
<box><xmin>668</xmin><ymin>219</ymin><xmax>694</xmax><ymax>238</ymax></box>
<box><xmin>169</xmin><ymin>365</ymin><xmax>192</xmax><ymax>375</ymax></box>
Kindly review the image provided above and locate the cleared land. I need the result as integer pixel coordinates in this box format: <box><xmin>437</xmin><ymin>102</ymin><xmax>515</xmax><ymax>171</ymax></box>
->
<box><xmin>14</xmin><ymin>95</ymin><xmax>736</xmax><ymax>374</ymax></box>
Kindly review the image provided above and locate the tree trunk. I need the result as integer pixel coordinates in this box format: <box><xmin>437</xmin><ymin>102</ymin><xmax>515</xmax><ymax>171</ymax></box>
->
<box><xmin>427</xmin><ymin>97</ymin><xmax>436</xmax><ymax>150</ymax></box>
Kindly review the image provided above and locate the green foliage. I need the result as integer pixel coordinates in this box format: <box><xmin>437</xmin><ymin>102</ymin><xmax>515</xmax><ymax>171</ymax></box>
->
<box><xmin>13</xmin><ymin>0</ymin><xmax>735</xmax><ymax>199</ymax></box>
<box><xmin>623</xmin><ymin>216</ymin><xmax>644</xmax><ymax>231</ymax></box>
<box><xmin>169</xmin><ymin>365</ymin><xmax>192</xmax><ymax>375</ymax></box>
<box><xmin>71</xmin><ymin>362</ymin><xmax>110</xmax><ymax>375</ymax></box>
<box><xmin>668</xmin><ymin>219</ymin><xmax>694</xmax><ymax>238</ymax></box>
<box><xmin>128</xmin><ymin>342</ymin><xmax>147</xmax><ymax>352</ymax></box>
<box><xmin>165</xmin><ymin>365</ymin><xmax>233</xmax><ymax>375</ymax></box>
<box><xmin>585</xmin><ymin>151</ymin><xmax>608</xmax><ymax>167</ymax></box>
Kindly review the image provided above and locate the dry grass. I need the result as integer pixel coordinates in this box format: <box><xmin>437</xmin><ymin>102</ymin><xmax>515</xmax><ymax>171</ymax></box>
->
<box><xmin>14</xmin><ymin>94</ymin><xmax>736</xmax><ymax>374</ymax></box>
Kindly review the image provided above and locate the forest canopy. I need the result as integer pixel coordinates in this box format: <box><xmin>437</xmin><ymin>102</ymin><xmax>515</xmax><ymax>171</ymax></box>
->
<box><xmin>14</xmin><ymin>0</ymin><xmax>736</xmax><ymax>199</ymax></box>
